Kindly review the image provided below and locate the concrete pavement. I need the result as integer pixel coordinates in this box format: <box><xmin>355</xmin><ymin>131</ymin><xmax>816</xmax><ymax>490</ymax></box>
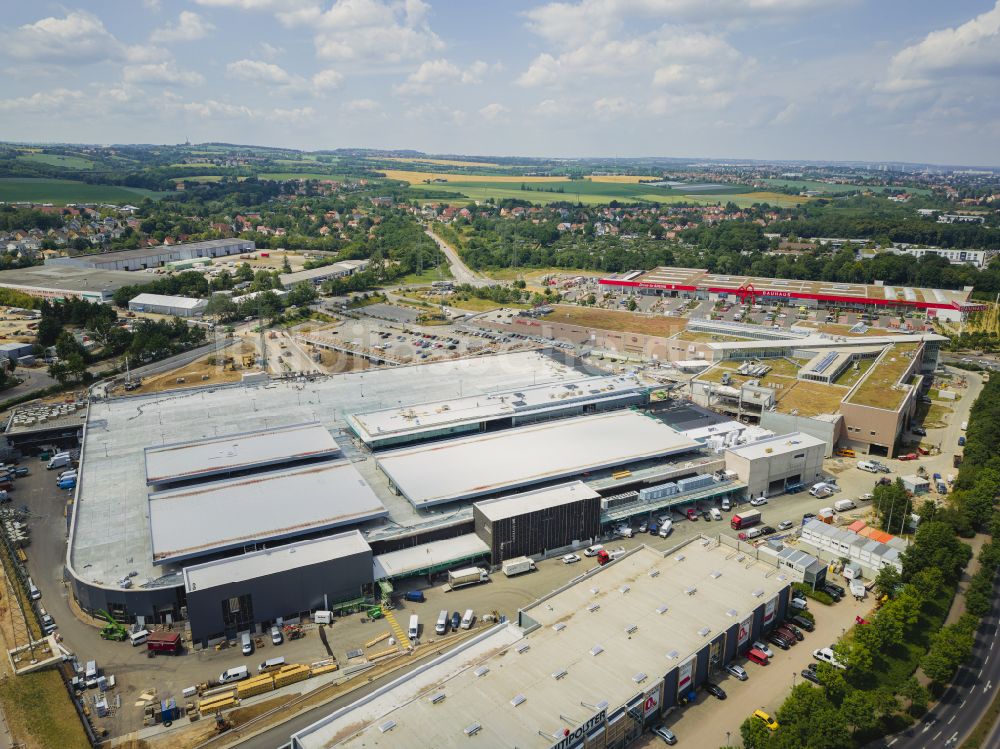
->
<box><xmin>424</xmin><ymin>227</ymin><xmax>490</xmax><ymax>287</ymax></box>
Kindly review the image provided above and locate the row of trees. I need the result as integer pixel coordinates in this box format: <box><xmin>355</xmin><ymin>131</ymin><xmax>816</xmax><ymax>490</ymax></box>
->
<box><xmin>740</xmin><ymin>377</ymin><xmax>1000</xmax><ymax>749</ymax></box>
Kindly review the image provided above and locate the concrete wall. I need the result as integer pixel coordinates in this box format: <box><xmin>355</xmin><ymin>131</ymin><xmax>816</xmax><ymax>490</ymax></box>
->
<box><xmin>759</xmin><ymin>411</ymin><xmax>841</xmax><ymax>457</ymax></box>
<box><xmin>724</xmin><ymin>442</ymin><xmax>825</xmax><ymax>497</ymax></box>
<box><xmin>185</xmin><ymin>550</ymin><xmax>373</xmax><ymax>644</ymax></box>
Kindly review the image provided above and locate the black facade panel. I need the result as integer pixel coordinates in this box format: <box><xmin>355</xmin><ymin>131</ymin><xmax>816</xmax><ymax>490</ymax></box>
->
<box><xmin>695</xmin><ymin>645</ymin><xmax>710</xmax><ymax>686</ymax></box>
<box><xmin>662</xmin><ymin>667</ymin><xmax>678</xmax><ymax>709</ymax></box>
<box><xmin>476</xmin><ymin>495</ymin><xmax>601</xmax><ymax>563</ymax></box>
<box><xmin>724</xmin><ymin>622</ymin><xmax>739</xmax><ymax>662</ymax></box>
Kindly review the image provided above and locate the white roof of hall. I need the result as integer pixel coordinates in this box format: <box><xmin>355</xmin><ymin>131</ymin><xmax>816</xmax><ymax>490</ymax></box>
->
<box><xmin>148</xmin><ymin>460</ymin><xmax>387</xmax><ymax>564</ymax></box>
<box><xmin>291</xmin><ymin>539</ymin><xmax>789</xmax><ymax>749</ymax></box>
<box><xmin>348</xmin><ymin>375</ymin><xmax>644</xmax><ymax>444</ymax></box>
<box><xmin>706</xmin><ymin>332</ymin><xmax>946</xmax><ymax>352</ymax></box>
<box><xmin>725</xmin><ymin>432</ymin><xmax>826</xmax><ymax>460</ymax></box>
<box><xmin>474</xmin><ymin>481</ymin><xmax>600</xmax><ymax>522</ymax></box>
<box><xmin>373</xmin><ymin>533</ymin><xmax>489</xmax><ymax>580</ymax></box>
<box><xmin>144</xmin><ymin>421</ymin><xmax>339</xmax><ymax>485</ymax></box>
<box><xmin>184</xmin><ymin>530</ymin><xmax>371</xmax><ymax>593</ymax></box>
<box><xmin>71</xmin><ymin>350</ymin><xmax>577</xmax><ymax>590</ymax></box>
<box><xmin>376</xmin><ymin>410</ymin><xmax>699</xmax><ymax>508</ymax></box>
<box><xmin>128</xmin><ymin>292</ymin><xmax>206</xmax><ymax>309</ymax></box>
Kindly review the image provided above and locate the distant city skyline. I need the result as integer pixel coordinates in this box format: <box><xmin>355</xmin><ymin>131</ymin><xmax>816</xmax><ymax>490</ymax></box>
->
<box><xmin>1</xmin><ymin>1</ymin><xmax>999</xmax><ymax>166</ymax></box>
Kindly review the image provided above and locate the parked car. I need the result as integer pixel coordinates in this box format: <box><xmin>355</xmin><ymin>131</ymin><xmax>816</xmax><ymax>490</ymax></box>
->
<box><xmin>859</xmin><ymin>492</ymin><xmax>874</xmax><ymax>501</ymax></box>
<box><xmin>790</xmin><ymin>615</ymin><xmax>815</xmax><ymax>632</ymax></box>
<box><xmin>270</xmin><ymin>626</ymin><xmax>282</xmax><ymax>645</ymax></box>
<box><xmin>686</xmin><ymin>507</ymin><xmax>698</xmax><ymax>521</ymax></box>
<box><xmin>750</xmin><ymin>496</ymin><xmax>768</xmax><ymax>506</ymax></box>
<box><xmin>704</xmin><ymin>682</ymin><xmax>727</xmax><ymax>700</ymax></box>
<box><xmin>912</xmin><ymin>426</ymin><xmax>927</xmax><ymax>436</ymax></box>
<box><xmin>801</xmin><ymin>668</ymin><xmax>822</xmax><ymax>685</ymax></box>
<box><xmin>768</xmin><ymin>632</ymin><xmax>791</xmax><ymax>650</ymax></box>
<box><xmin>725</xmin><ymin>663</ymin><xmax>748</xmax><ymax>681</ymax></box>
<box><xmin>451</xmin><ymin>611</ymin><xmax>461</xmax><ymax>630</ymax></box>
<box><xmin>822</xmin><ymin>585</ymin><xmax>843</xmax><ymax>602</ymax></box>
<box><xmin>825</xmin><ymin>582</ymin><xmax>846</xmax><ymax>597</ymax></box>
<box><xmin>652</xmin><ymin>725</ymin><xmax>677</xmax><ymax>745</ymax></box>
<box><xmin>12</xmin><ymin>467</ymin><xmax>28</xmax><ymax>477</ymax></box>
<box><xmin>778</xmin><ymin>623</ymin><xmax>804</xmax><ymax>641</ymax></box>
<box><xmin>700</xmin><ymin>509</ymin><xmax>712</xmax><ymax>521</ymax></box>
<box><xmin>802</xmin><ymin>513</ymin><xmax>816</xmax><ymax>523</ymax></box>
<box><xmin>777</xmin><ymin>520</ymin><xmax>794</xmax><ymax>531</ymax></box>
<box><xmin>761</xmin><ymin>526</ymin><xmax>776</xmax><ymax>536</ymax></box>
<box><xmin>637</xmin><ymin>522</ymin><xmax>647</xmax><ymax>533</ymax></box>
<box><xmin>752</xmin><ymin>709</ymin><xmax>779</xmax><ymax>732</ymax></box>
<box><xmin>752</xmin><ymin>641</ymin><xmax>774</xmax><ymax>658</ymax></box>
<box><xmin>562</xmin><ymin>553</ymin><xmax>580</xmax><ymax>564</ymax></box>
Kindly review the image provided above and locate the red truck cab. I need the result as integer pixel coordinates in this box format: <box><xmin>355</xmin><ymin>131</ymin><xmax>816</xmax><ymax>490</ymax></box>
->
<box><xmin>596</xmin><ymin>550</ymin><xmax>611</xmax><ymax>565</ymax></box>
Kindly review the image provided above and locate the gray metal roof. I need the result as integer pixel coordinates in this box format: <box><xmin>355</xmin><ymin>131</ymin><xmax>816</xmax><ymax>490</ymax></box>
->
<box><xmin>184</xmin><ymin>530</ymin><xmax>371</xmax><ymax>592</ymax></box>
<box><xmin>376</xmin><ymin>410</ymin><xmax>700</xmax><ymax>508</ymax></box>
<box><xmin>474</xmin><ymin>481</ymin><xmax>600</xmax><ymax>522</ymax></box>
<box><xmin>144</xmin><ymin>421</ymin><xmax>339</xmax><ymax>486</ymax></box>
<box><xmin>147</xmin><ymin>459</ymin><xmax>387</xmax><ymax>565</ymax></box>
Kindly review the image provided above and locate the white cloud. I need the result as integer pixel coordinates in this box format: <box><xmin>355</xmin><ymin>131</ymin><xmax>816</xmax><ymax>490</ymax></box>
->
<box><xmin>180</xmin><ymin>99</ymin><xmax>255</xmax><ymax>119</ymax></box>
<box><xmin>343</xmin><ymin>98</ymin><xmax>380</xmax><ymax>112</ymax></box>
<box><xmin>478</xmin><ymin>103</ymin><xmax>509</xmax><ymax>121</ymax></box>
<box><xmin>123</xmin><ymin>63</ymin><xmax>205</xmax><ymax>87</ymax></box>
<box><xmin>884</xmin><ymin>2</ymin><xmax>1000</xmax><ymax>93</ymax></box>
<box><xmin>4</xmin><ymin>11</ymin><xmax>122</xmax><ymax>64</ymax></box>
<box><xmin>395</xmin><ymin>59</ymin><xmax>489</xmax><ymax>95</ymax></box>
<box><xmin>259</xmin><ymin>42</ymin><xmax>284</xmax><ymax>60</ymax></box>
<box><xmin>0</xmin><ymin>88</ymin><xmax>84</xmax><ymax>113</ymax></box>
<box><xmin>227</xmin><ymin>59</ymin><xmax>296</xmax><ymax>85</ymax></box>
<box><xmin>312</xmin><ymin>69</ymin><xmax>344</xmax><ymax>91</ymax></box>
<box><xmin>125</xmin><ymin>45</ymin><xmax>172</xmax><ymax>64</ymax></box>
<box><xmin>151</xmin><ymin>11</ymin><xmax>215</xmax><ymax>43</ymax></box>
<box><xmin>194</xmin><ymin>0</ymin><xmax>310</xmax><ymax>9</ymax></box>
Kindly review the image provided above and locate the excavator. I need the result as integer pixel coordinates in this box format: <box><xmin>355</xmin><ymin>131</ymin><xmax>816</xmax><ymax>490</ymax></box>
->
<box><xmin>97</xmin><ymin>609</ymin><xmax>128</xmax><ymax>641</ymax></box>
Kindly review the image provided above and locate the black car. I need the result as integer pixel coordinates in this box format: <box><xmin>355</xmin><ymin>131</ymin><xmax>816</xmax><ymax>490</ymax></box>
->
<box><xmin>761</xmin><ymin>526</ymin><xmax>776</xmax><ymax>535</ymax></box>
<box><xmin>790</xmin><ymin>615</ymin><xmax>815</xmax><ymax>632</ymax></box>
<box><xmin>780</xmin><ymin>623</ymin><xmax>804</xmax><ymax>641</ymax></box>
<box><xmin>768</xmin><ymin>632</ymin><xmax>791</xmax><ymax>650</ymax></box>
<box><xmin>704</xmin><ymin>682</ymin><xmax>727</xmax><ymax>700</ymax></box>
<box><xmin>701</xmin><ymin>509</ymin><xmax>712</xmax><ymax>521</ymax></box>
<box><xmin>912</xmin><ymin>426</ymin><xmax>927</xmax><ymax>436</ymax></box>
<box><xmin>12</xmin><ymin>467</ymin><xmax>28</xmax><ymax>477</ymax></box>
<box><xmin>825</xmin><ymin>582</ymin><xmax>846</xmax><ymax>597</ymax></box>
<box><xmin>822</xmin><ymin>586</ymin><xmax>843</xmax><ymax>602</ymax></box>
<box><xmin>801</xmin><ymin>668</ymin><xmax>822</xmax><ymax>685</ymax></box>
<box><xmin>451</xmin><ymin>611</ymin><xmax>461</xmax><ymax>629</ymax></box>
<box><xmin>802</xmin><ymin>513</ymin><xmax>816</xmax><ymax>523</ymax></box>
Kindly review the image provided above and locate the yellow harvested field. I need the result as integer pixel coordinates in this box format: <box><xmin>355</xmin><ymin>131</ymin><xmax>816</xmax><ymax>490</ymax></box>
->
<box><xmin>547</xmin><ymin>305</ymin><xmax>686</xmax><ymax>336</ymax></box>
<box><xmin>739</xmin><ymin>191</ymin><xmax>812</xmax><ymax>204</ymax></box>
<box><xmin>384</xmin><ymin>157</ymin><xmax>502</xmax><ymax>168</ymax></box>
<box><xmin>380</xmin><ymin>170</ymin><xmax>566</xmax><ymax>184</ymax></box>
<box><xmin>586</xmin><ymin>175</ymin><xmax>662</xmax><ymax>183</ymax></box>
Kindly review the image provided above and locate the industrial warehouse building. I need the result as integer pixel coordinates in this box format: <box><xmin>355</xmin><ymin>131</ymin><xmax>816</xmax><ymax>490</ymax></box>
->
<box><xmin>0</xmin><ymin>265</ymin><xmax>139</xmax><ymax>303</ymax></box>
<box><xmin>473</xmin><ymin>482</ymin><xmax>601</xmax><ymax>563</ymax></box>
<box><xmin>724</xmin><ymin>433</ymin><xmax>826</xmax><ymax>498</ymax></box>
<box><xmin>376</xmin><ymin>410</ymin><xmax>700</xmax><ymax>508</ymax></box>
<box><xmin>47</xmin><ymin>238</ymin><xmax>255</xmax><ymax>271</ymax></box>
<box><xmin>348</xmin><ymin>375</ymin><xmax>648</xmax><ymax>450</ymax></box>
<box><xmin>289</xmin><ymin>538</ymin><xmax>792</xmax><ymax>749</ymax></box>
<box><xmin>184</xmin><ymin>531</ymin><xmax>373</xmax><ymax>645</ymax></box>
<box><xmin>128</xmin><ymin>292</ymin><xmax>208</xmax><ymax>317</ymax></box>
<box><xmin>279</xmin><ymin>259</ymin><xmax>369</xmax><ymax>288</ymax></box>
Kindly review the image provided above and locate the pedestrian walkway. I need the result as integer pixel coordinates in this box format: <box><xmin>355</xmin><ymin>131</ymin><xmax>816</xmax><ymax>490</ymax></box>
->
<box><xmin>381</xmin><ymin>606</ymin><xmax>410</xmax><ymax>650</ymax></box>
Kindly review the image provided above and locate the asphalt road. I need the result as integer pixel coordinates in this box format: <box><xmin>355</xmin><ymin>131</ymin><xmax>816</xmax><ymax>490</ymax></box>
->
<box><xmin>867</xmin><ymin>569</ymin><xmax>1000</xmax><ymax>749</ymax></box>
<box><xmin>423</xmin><ymin>227</ymin><xmax>489</xmax><ymax>287</ymax></box>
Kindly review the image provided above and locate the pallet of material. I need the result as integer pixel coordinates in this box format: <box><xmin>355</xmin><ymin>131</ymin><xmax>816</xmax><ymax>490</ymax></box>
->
<box><xmin>364</xmin><ymin>632</ymin><xmax>390</xmax><ymax>649</ymax></box>
<box><xmin>236</xmin><ymin>674</ymin><xmax>275</xmax><ymax>698</ymax></box>
<box><xmin>310</xmin><ymin>663</ymin><xmax>339</xmax><ymax>677</ymax></box>
<box><xmin>198</xmin><ymin>695</ymin><xmax>238</xmax><ymax>715</ymax></box>
<box><xmin>273</xmin><ymin>664</ymin><xmax>311</xmax><ymax>688</ymax></box>
<box><xmin>368</xmin><ymin>647</ymin><xmax>399</xmax><ymax>660</ymax></box>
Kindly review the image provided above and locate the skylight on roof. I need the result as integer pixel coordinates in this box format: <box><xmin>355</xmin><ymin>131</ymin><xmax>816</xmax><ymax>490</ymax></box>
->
<box><xmin>379</xmin><ymin>721</ymin><xmax>397</xmax><ymax>733</ymax></box>
<box><xmin>590</xmin><ymin>645</ymin><xmax>604</xmax><ymax>656</ymax></box>
<box><xmin>511</xmin><ymin>694</ymin><xmax>526</xmax><ymax>707</ymax></box>
<box><xmin>474</xmin><ymin>666</ymin><xmax>489</xmax><ymax>677</ymax></box>
<box><xmin>656</xmin><ymin>604</ymin><xmax>669</xmax><ymax>615</ymax></box>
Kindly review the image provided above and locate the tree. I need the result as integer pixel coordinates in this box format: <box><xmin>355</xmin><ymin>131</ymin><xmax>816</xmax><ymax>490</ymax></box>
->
<box><xmin>281</xmin><ymin>255</ymin><xmax>292</xmax><ymax>273</ymax></box>
<box><xmin>874</xmin><ymin>478</ymin><xmax>910</xmax><ymax>532</ymax></box>
<box><xmin>840</xmin><ymin>690</ymin><xmax>879</xmax><ymax>737</ymax></box>
<box><xmin>901</xmin><ymin>521</ymin><xmax>972</xmax><ymax>583</ymax></box>
<box><xmin>36</xmin><ymin>315</ymin><xmax>62</xmax><ymax>347</ymax></box>
<box><xmin>740</xmin><ymin>716</ymin><xmax>771</xmax><ymax>749</ymax></box>
<box><xmin>235</xmin><ymin>262</ymin><xmax>254</xmax><ymax>283</ymax></box>
<box><xmin>874</xmin><ymin>565</ymin><xmax>902</xmax><ymax>601</ymax></box>
<box><xmin>900</xmin><ymin>676</ymin><xmax>930</xmax><ymax>715</ymax></box>
<box><xmin>205</xmin><ymin>294</ymin><xmax>238</xmax><ymax>319</ymax></box>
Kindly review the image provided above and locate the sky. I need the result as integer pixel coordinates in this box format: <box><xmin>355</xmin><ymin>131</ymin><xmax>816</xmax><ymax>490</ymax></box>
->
<box><xmin>1</xmin><ymin>1</ymin><xmax>999</xmax><ymax>166</ymax></box>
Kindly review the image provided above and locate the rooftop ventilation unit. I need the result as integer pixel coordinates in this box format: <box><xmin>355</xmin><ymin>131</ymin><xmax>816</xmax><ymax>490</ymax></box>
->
<box><xmin>777</xmin><ymin>574</ymin><xmax>787</xmax><ymax>582</ymax></box>
<box><xmin>710</xmin><ymin>571</ymin><xmax>722</xmax><ymax>579</ymax></box>
<box><xmin>464</xmin><ymin>723</ymin><xmax>482</xmax><ymax>737</ymax></box>
<box><xmin>619</xmin><ymin>585</ymin><xmax>630</xmax><ymax>594</ymax></box>
<box><xmin>588</xmin><ymin>603</ymin><xmax>600</xmax><ymax>613</ymax></box>
<box><xmin>597</xmin><ymin>700</ymin><xmax>609</xmax><ymax>711</ymax></box>
<box><xmin>726</xmin><ymin>608</ymin><xmax>738</xmax><ymax>618</ymax></box>
<box><xmin>656</xmin><ymin>604</ymin><xmax>669</xmax><ymax>615</ymax></box>
<box><xmin>675</xmin><ymin>554</ymin><xmax>686</xmax><ymax>562</ymax></box>
<box><xmin>379</xmin><ymin>721</ymin><xmax>397</xmax><ymax>733</ymax></box>
<box><xmin>649</xmin><ymin>570</ymin><xmax>660</xmax><ymax>578</ymax></box>
<box><xmin>698</xmin><ymin>627</ymin><xmax>711</xmax><ymax>637</ymax></box>
<box><xmin>430</xmin><ymin>693</ymin><xmax>447</xmax><ymax>704</ymax></box>
<box><xmin>633</xmin><ymin>672</ymin><xmax>647</xmax><ymax>684</ymax></box>
<box><xmin>737</xmin><ymin>554</ymin><xmax>746</xmax><ymax>563</ymax></box>
<box><xmin>510</xmin><ymin>694</ymin><xmax>526</xmax><ymax>707</ymax></box>
<box><xmin>553</xmin><ymin>623</ymin><xmax>566</xmax><ymax>633</ymax></box>
<box><xmin>752</xmin><ymin>589</ymin><xmax>764</xmax><ymax>598</ymax></box>
<box><xmin>667</xmin><ymin>649</ymin><xmax>679</xmax><ymax>659</ymax></box>
<box><xmin>552</xmin><ymin>668</ymin><xmax>568</xmax><ymax>680</ymax></box>
<box><xmin>685</xmin><ymin>586</ymin><xmax>697</xmax><ymax>595</ymax></box>
<box><xmin>625</xmin><ymin>624</ymin><xmax>638</xmax><ymax>635</ymax></box>
<box><xmin>701</xmin><ymin>539</ymin><xmax>711</xmax><ymax>547</ymax></box>
<box><xmin>590</xmin><ymin>587</ymin><xmax>599</xmax><ymax>595</ymax></box>
<box><xmin>474</xmin><ymin>666</ymin><xmax>489</xmax><ymax>677</ymax></box>
<box><xmin>590</xmin><ymin>645</ymin><xmax>604</xmax><ymax>656</ymax></box>
<box><xmin>516</xmin><ymin>643</ymin><xmax>530</xmax><ymax>654</ymax></box>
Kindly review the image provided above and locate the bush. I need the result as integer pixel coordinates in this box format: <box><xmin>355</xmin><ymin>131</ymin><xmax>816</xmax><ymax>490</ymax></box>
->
<box><xmin>793</xmin><ymin>582</ymin><xmax>835</xmax><ymax>606</ymax></box>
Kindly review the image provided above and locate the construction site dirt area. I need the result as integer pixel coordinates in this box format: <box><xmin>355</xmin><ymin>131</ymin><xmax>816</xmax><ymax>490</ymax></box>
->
<box><xmin>547</xmin><ymin>304</ymin><xmax>687</xmax><ymax>336</ymax></box>
<box><xmin>117</xmin><ymin>354</ymin><xmax>247</xmax><ymax>395</ymax></box>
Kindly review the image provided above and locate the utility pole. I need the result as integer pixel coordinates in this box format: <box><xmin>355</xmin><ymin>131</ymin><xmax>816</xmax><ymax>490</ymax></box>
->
<box><xmin>258</xmin><ymin>297</ymin><xmax>267</xmax><ymax>370</ymax></box>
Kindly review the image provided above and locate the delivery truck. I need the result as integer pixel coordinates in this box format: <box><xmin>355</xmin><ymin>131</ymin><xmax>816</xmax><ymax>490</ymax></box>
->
<box><xmin>446</xmin><ymin>567</ymin><xmax>489</xmax><ymax>590</ymax></box>
<box><xmin>147</xmin><ymin>631</ymin><xmax>182</xmax><ymax>654</ymax></box>
<box><xmin>501</xmin><ymin>557</ymin><xmax>536</xmax><ymax>577</ymax></box>
<box><xmin>730</xmin><ymin>509</ymin><xmax>762</xmax><ymax>530</ymax></box>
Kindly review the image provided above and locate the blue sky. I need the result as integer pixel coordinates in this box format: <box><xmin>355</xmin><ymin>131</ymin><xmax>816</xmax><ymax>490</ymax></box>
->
<box><xmin>1</xmin><ymin>1</ymin><xmax>999</xmax><ymax>165</ymax></box>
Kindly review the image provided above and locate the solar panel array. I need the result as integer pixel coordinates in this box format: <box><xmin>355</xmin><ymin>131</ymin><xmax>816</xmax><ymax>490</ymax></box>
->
<box><xmin>812</xmin><ymin>352</ymin><xmax>838</xmax><ymax>374</ymax></box>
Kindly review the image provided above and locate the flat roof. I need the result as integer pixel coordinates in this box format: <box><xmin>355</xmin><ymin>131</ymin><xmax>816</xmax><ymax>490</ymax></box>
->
<box><xmin>49</xmin><ymin>238</ymin><xmax>251</xmax><ymax>265</ymax></box>
<box><xmin>725</xmin><ymin>432</ymin><xmax>827</xmax><ymax>461</ymax></box>
<box><xmin>0</xmin><ymin>265</ymin><xmax>138</xmax><ymax>293</ymax></box>
<box><xmin>474</xmin><ymin>481</ymin><xmax>599</xmax><ymax>522</ymax></box>
<box><xmin>376</xmin><ymin>411</ymin><xmax>700</xmax><ymax>508</ymax></box>
<box><xmin>70</xmin><ymin>350</ymin><xmax>579</xmax><ymax>589</ymax></box>
<box><xmin>143</xmin><ymin>421</ymin><xmax>340</xmax><ymax>486</ymax></box>
<box><xmin>348</xmin><ymin>375</ymin><xmax>644</xmax><ymax>445</ymax></box>
<box><xmin>184</xmin><ymin>530</ymin><xmax>371</xmax><ymax>593</ymax></box>
<box><xmin>148</xmin><ymin>460</ymin><xmax>387</xmax><ymax>564</ymax></box>
<box><xmin>129</xmin><ymin>293</ymin><xmax>206</xmax><ymax>309</ymax></box>
<box><xmin>373</xmin><ymin>533</ymin><xmax>489</xmax><ymax>580</ymax></box>
<box><xmin>280</xmin><ymin>264</ymin><xmax>359</xmax><ymax>285</ymax></box>
<box><xmin>291</xmin><ymin>539</ymin><xmax>789</xmax><ymax>749</ymax></box>
<box><xmin>600</xmin><ymin>266</ymin><xmax>971</xmax><ymax>310</ymax></box>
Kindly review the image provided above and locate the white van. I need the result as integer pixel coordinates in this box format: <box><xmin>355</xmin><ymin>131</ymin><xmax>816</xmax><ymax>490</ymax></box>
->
<box><xmin>809</xmin><ymin>482</ymin><xmax>834</xmax><ymax>497</ymax></box>
<box><xmin>583</xmin><ymin>545</ymin><xmax>604</xmax><ymax>557</ymax></box>
<box><xmin>813</xmin><ymin>647</ymin><xmax>846</xmax><ymax>670</ymax></box>
<box><xmin>857</xmin><ymin>461</ymin><xmax>879</xmax><ymax>473</ymax></box>
<box><xmin>85</xmin><ymin>660</ymin><xmax>98</xmax><ymax>680</ymax></box>
<box><xmin>834</xmin><ymin>499</ymin><xmax>857</xmax><ymax>512</ymax></box>
<box><xmin>658</xmin><ymin>519</ymin><xmax>673</xmax><ymax>537</ymax></box>
<box><xmin>961</xmin><ymin>421</ymin><xmax>968</xmax><ymax>431</ymax></box>
<box><xmin>408</xmin><ymin>615</ymin><xmax>419</xmax><ymax>641</ymax></box>
<box><xmin>128</xmin><ymin>629</ymin><xmax>150</xmax><ymax>646</ymax></box>
<box><xmin>47</xmin><ymin>454</ymin><xmax>71</xmax><ymax>470</ymax></box>
<box><xmin>219</xmin><ymin>666</ymin><xmax>249</xmax><ymax>683</ymax></box>
<box><xmin>258</xmin><ymin>657</ymin><xmax>285</xmax><ymax>673</ymax></box>
<box><xmin>241</xmin><ymin>632</ymin><xmax>253</xmax><ymax>655</ymax></box>
<box><xmin>27</xmin><ymin>578</ymin><xmax>40</xmax><ymax>601</ymax></box>
<box><xmin>461</xmin><ymin>609</ymin><xmax>474</xmax><ymax>630</ymax></box>
<box><xmin>721</xmin><ymin>497</ymin><xmax>731</xmax><ymax>511</ymax></box>
<box><xmin>435</xmin><ymin>610</ymin><xmax>448</xmax><ymax>635</ymax></box>
<box><xmin>710</xmin><ymin>507</ymin><xmax>722</xmax><ymax>521</ymax></box>
<box><xmin>741</xmin><ymin>526</ymin><xmax>764</xmax><ymax>540</ymax></box>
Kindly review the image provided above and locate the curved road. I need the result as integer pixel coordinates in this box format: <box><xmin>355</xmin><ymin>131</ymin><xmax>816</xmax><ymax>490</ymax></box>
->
<box><xmin>867</xmin><ymin>569</ymin><xmax>1000</xmax><ymax>749</ymax></box>
<box><xmin>424</xmin><ymin>227</ymin><xmax>490</xmax><ymax>287</ymax></box>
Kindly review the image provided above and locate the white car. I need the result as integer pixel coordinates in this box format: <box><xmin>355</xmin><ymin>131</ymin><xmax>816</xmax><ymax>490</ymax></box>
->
<box><xmin>752</xmin><ymin>641</ymin><xmax>774</xmax><ymax>658</ymax></box>
<box><xmin>562</xmin><ymin>553</ymin><xmax>581</xmax><ymax>564</ymax></box>
<box><xmin>750</xmin><ymin>497</ymin><xmax>768</xmax><ymax>507</ymax></box>
<box><xmin>777</xmin><ymin>520</ymin><xmax>794</xmax><ymax>531</ymax></box>
<box><xmin>859</xmin><ymin>493</ymin><xmax>873</xmax><ymax>501</ymax></box>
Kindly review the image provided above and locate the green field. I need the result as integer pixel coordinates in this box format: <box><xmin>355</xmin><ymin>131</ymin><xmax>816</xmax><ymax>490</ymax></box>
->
<box><xmin>171</xmin><ymin>175</ymin><xmax>226</xmax><ymax>183</ymax></box>
<box><xmin>410</xmin><ymin>179</ymin><xmax>806</xmax><ymax>207</ymax></box>
<box><xmin>259</xmin><ymin>172</ymin><xmax>350</xmax><ymax>181</ymax></box>
<box><xmin>16</xmin><ymin>153</ymin><xmax>95</xmax><ymax>170</ymax></box>
<box><xmin>763</xmin><ymin>178</ymin><xmax>932</xmax><ymax>196</ymax></box>
<box><xmin>0</xmin><ymin>178</ymin><xmax>164</xmax><ymax>204</ymax></box>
